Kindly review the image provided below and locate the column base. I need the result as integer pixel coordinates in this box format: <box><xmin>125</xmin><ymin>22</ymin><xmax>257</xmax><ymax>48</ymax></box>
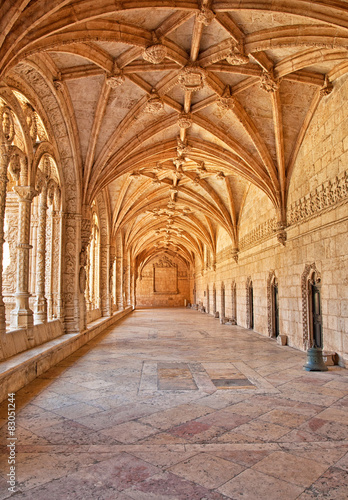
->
<box><xmin>10</xmin><ymin>308</ymin><xmax>34</xmax><ymax>330</ymax></box>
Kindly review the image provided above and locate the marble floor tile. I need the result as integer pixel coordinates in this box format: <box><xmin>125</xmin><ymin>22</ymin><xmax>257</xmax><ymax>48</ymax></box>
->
<box><xmin>168</xmin><ymin>452</ymin><xmax>245</xmax><ymax>489</ymax></box>
<box><xmin>297</xmin><ymin>466</ymin><xmax>348</xmax><ymax>499</ymax></box>
<box><xmin>218</xmin><ymin>468</ymin><xmax>304</xmax><ymax>499</ymax></box>
<box><xmin>252</xmin><ymin>450</ymin><xmax>329</xmax><ymax>487</ymax></box>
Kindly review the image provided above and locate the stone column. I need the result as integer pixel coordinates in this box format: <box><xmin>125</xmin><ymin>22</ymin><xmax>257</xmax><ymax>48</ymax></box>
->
<box><xmin>10</xmin><ymin>186</ymin><xmax>37</xmax><ymax>331</ymax></box>
<box><xmin>34</xmin><ymin>182</ymin><xmax>48</xmax><ymax>323</ymax></box>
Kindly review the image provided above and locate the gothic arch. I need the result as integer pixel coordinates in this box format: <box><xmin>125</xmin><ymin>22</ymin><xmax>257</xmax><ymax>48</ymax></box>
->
<box><xmin>301</xmin><ymin>262</ymin><xmax>322</xmax><ymax>350</ymax></box>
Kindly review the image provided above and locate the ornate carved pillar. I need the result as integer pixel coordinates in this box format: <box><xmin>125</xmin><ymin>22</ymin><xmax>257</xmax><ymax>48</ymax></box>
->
<box><xmin>100</xmin><ymin>243</ymin><xmax>111</xmax><ymax>317</ymax></box>
<box><xmin>79</xmin><ymin>210</ymin><xmax>91</xmax><ymax>330</ymax></box>
<box><xmin>64</xmin><ymin>213</ymin><xmax>81</xmax><ymax>334</ymax></box>
<box><xmin>10</xmin><ymin>186</ymin><xmax>37</xmax><ymax>331</ymax></box>
<box><xmin>0</xmin><ymin>107</ymin><xmax>14</xmax><ymax>337</ymax></box>
<box><xmin>34</xmin><ymin>180</ymin><xmax>48</xmax><ymax>324</ymax></box>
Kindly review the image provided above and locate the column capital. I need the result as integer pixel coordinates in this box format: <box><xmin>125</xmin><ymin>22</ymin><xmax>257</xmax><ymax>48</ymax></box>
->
<box><xmin>14</xmin><ymin>186</ymin><xmax>37</xmax><ymax>202</ymax></box>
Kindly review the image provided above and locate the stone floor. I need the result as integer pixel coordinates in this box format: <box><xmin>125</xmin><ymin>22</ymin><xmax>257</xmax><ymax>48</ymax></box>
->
<box><xmin>0</xmin><ymin>308</ymin><xmax>348</xmax><ymax>499</ymax></box>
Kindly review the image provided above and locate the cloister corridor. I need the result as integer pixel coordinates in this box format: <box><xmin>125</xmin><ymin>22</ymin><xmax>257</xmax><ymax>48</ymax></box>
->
<box><xmin>1</xmin><ymin>308</ymin><xmax>347</xmax><ymax>499</ymax></box>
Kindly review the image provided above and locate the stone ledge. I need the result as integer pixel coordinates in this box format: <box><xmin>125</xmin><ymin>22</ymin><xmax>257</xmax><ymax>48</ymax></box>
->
<box><xmin>0</xmin><ymin>307</ymin><xmax>133</xmax><ymax>403</ymax></box>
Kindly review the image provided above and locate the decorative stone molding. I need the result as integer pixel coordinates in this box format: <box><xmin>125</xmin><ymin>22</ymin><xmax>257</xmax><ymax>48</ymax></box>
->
<box><xmin>143</xmin><ymin>44</ymin><xmax>167</xmax><ymax>64</ymax></box>
<box><xmin>178</xmin><ymin>64</ymin><xmax>206</xmax><ymax>92</ymax></box>
<box><xmin>145</xmin><ymin>90</ymin><xmax>164</xmax><ymax>114</ymax></box>
<box><xmin>301</xmin><ymin>263</ymin><xmax>321</xmax><ymax>350</ymax></box>
<box><xmin>288</xmin><ymin>170</ymin><xmax>348</xmax><ymax>225</ymax></box>
<box><xmin>239</xmin><ymin>217</ymin><xmax>277</xmax><ymax>250</ymax></box>
<box><xmin>259</xmin><ymin>70</ymin><xmax>280</xmax><ymax>92</ymax></box>
<box><xmin>177</xmin><ymin>112</ymin><xmax>192</xmax><ymax>129</ymax></box>
<box><xmin>197</xmin><ymin>7</ymin><xmax>215</xmax><ymax>25</ymax></box>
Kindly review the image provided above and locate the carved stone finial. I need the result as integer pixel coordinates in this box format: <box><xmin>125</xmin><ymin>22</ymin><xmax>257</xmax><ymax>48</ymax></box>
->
<box><xmin>143</xmin><ymin>43</ymin><xmax>167</xmax><ymax>64</ymax></box>
<box><xmin>176</xmin><ymin>136</ymin><xmax>191</xmax><ymax>157</ymax></box>
<box><xmin>177</xmin><ymin>112</ymin><xmax>192</xmax><ymax>129</ymax></box>
<box><xmin>145</xmin><ymin>89</ymin><xmax>164</xmax><ymax>114</ymax></box>
<box><xmin>0</xmin><ymin>106</ymin><xmax>15</xmax><ymax>145</ymax></box>
<box><xmin>178</xmin><ymin>64</ymin><xmax>206</xmax><ymax>92</ymax></box>
<box><xmin>197</xmin><ymin>7</ymin><xmax>215</xmax><ymax>26</ymax></box>
<box><xmin>260</xmin><ymin>70</ymin><xmax>280</xmax><ymax>93</ymax></box>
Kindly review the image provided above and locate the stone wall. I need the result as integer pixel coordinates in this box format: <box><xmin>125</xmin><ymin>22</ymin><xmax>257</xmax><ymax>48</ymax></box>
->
<box><xmin>136</xmin><ymin>253</ymin><xmax>190</xmax><ymax>307</ymax></box>
<box><xmin>194</xmin><ymin>75</ymin><xmax>348</xmax><ymax>366</ymax></box>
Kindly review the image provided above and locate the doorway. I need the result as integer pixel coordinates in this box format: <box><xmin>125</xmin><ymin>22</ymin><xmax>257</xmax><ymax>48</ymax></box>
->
<box><xmin>311</xmin><ymin>283</ymin><xmax>322</xmax><ymax>348</ymax></box>
<box><xmin>272</xmin><ymin>281</ymin><xmax>279</xmax><ymax>337</ymax></box>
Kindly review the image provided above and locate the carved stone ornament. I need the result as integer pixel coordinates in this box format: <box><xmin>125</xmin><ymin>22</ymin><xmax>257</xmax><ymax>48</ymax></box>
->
<box><xmin>143</xmin><ymin>44</ymin><xmax>167</xmax><ymax>64</ymax></box>
<box><xmin>130</xmin><ymin>171</ymin><xmax>141</xmax><ymax>178</ymax></box>
<box><xmin>177</xmin><ymin>112</ymin><xmax>192</xmax><ymax>129</ymax></box>
<box><xmin>320</xmin><ymin>79</ymin><xmax>333</xmax><ymax>97</ymax></box>
<box><xmin>260</xmin><ymin>70</ymin><xmax>280</xmax><ymax>92</ymax></box>
<box><xmin>24</xmin><ymin>103</ymin><xmax>37</xmax><ymax>143</ymax></box>
<box><xmin>176</xmin><ymin>137</ymin><xmax>191</xmax><ymax>157</ymax></box>
<box><xmin>197</xmin><ymin>7</ymin><xmax>215</xmax><ymax>26</ymax></box>
<box><xmin>0</xmin><ymin>106</ymin><xmax>15</xmax><ymax>145</ymax></box>
<box><xmin>178</xmin><ymin>64</ymin><xmax>206</xmax><ymax>92</ymax></box>
<box><xmin>217</xmin><ymin>86</ymin><xmax>236</xmax><ymax>110</ymax></box>
<box><xmin>53</xmin><ymin>79</ymin><xmax>64</xmax><ymax>91</ymax></box>
<box><xmin>145</xmin><ymin>90</ymin><xmax>164</xmax><ymax>114</ymax></box>
<box><xmin>226</xmin><ymin>42</ymin><xmax>249</xmax><ymax>65</ymax></box>
<box><xmin>277</xmin><ymin>230</ymin><xmax>287</xmax><ymax>246</ymax></box>
<box><xmin>231</xmin><ymin>248</ymin><xmax>239</xmax><ymax>263</ymax></box>
<box><xmin>216</xmin><ymin>171</ymin><xmax>225</xmax><ymax>180</ymax></box>
<box><xmin>106</xmin><ymin>71</ymin><xmax>125</xmax><ymax>88</ymax></box>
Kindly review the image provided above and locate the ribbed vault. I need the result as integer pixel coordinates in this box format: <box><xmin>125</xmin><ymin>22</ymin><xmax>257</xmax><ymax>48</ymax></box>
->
<box><xmin>1</xmin><ymin>0</ymin><xmax>348</xmax><ymax>274</ymax></box>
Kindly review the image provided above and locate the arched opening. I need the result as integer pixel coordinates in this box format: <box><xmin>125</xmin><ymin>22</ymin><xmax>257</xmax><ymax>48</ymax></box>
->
<box><xmin>231</xmin><ymin>281</ymin><xmax>237</xmax><ymax>325</ymax></box>
<box><xmin>246</xmin><ymin>278</ymin><xmax>254</xmax><ymax>329</ymax></box>
<box><xmin>272</xmin><ymin>280</ymin><xmax>280</xmax><ymax>338</ymax></box>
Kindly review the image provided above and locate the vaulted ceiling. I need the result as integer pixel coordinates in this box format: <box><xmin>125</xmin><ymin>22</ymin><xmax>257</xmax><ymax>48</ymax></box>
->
<box><xmin>1</xmin><ymin>1</ymin><xmax>348</xmax><ymax>267</ymax></box>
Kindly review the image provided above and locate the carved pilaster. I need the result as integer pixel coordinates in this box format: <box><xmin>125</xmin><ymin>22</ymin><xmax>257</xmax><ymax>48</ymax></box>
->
<box><xmin>63</xmin><ymin>213</ymin><xmax>80</xmax><ymax>334</ymax></box>
<box><xmin>10</xmin><ymin>186</ymin><xmax>37</xmax><ymax>331</ymax></box>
